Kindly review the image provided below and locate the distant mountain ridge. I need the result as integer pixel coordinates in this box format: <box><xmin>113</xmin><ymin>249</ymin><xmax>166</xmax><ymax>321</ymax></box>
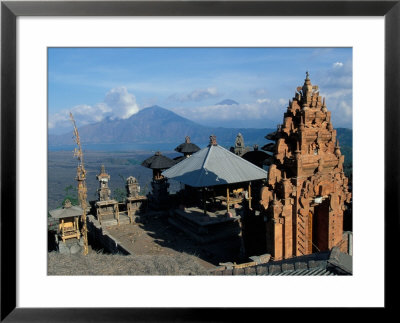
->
<box><xmin>215</xmin><ymin>99</ymin><xmax>239</xmax><ymax>105</ymax></box>
<box><xmin>48</xmin><ymin>106</ymin><xmax>273</xmax><ymax>147</ymax></box>
<box><xmin>48</xmin><ymin>105</ymin><xmax>352</xmax><ymax>149</ymax></box>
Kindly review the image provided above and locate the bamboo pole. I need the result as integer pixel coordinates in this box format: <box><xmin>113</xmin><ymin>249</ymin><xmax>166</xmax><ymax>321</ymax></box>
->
<box><xmin>248</xmin><ymin>182</ymin><xmax>252</xmax><ymax>209</ymax></box>
<box><xmin>76</xmin><ymin>217</ymin><xmax>80</xmax><ymax>239</ymax></box>
<box><xmin>70</xmin><ymin>112</ymin><xmax>89</xmax><ymax>255</ymax></box>
<box><xmin>61</xmin><ymin>219</ymin><xmax>65</xmax><ymax>243</ymax></box>
<box><xmin>227</xmin><ymin>187</ymin><xmax>230</xmax><ymax>213</ymax></box>
<box><xmin>116</xmin><ymin>203</ymin><xmax>120</xmax><ymax>225</ymax></box>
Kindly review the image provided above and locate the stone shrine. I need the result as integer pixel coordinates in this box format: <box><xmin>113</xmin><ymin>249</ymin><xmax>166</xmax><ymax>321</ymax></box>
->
<box><xmin>97</xmin><ymin>165</ymin><xmax>111</xmax><ymax>201</ymax></box>
<box><xmin>126</xmin><ymin>176</ymin><xmax>140</xmax><ymax>198</ymax></box>
<box><xmin>231</xmin><ymin>133</ymin><xmax>250</xmax><ymax>156</ymax></box>
<box><xmin>125</xmin><ymin>176</ymin><xmax>147</xmax><ymax>223</ymax></box>
<box><xmin>259</xmin><ymin>72</ymin><xmax>351</xmax><ymax>260</ymax></box>
<box><xmin>95</xmin><ymin>165</ymin><xmax>119</xmax><ymax>225</ymax></box>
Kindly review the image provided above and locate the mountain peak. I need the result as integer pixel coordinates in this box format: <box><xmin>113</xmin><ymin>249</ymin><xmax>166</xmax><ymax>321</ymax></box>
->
<box><xmin>215</xmin><ymin>99</ymin><xmax>239</xmax><ymax>106</ymax></box>
<box><xmin>145</xmin><ymin>105</ymin><xmax>164</xmax><ymax>110</ymax></box>
<box><xmin>131</xmin><ymin>105</ymin><xmax>169</xmax><ymax>117</ymax></box>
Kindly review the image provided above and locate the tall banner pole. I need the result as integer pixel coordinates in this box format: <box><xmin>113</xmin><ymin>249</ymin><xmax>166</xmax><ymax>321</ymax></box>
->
<box><xmin>70</xmin><ymin>112</ymin><xmax>89</xmax><ymax>255</ymax></box>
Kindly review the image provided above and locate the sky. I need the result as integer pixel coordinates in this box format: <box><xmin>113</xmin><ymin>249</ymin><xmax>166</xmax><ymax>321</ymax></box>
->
<box><xmin>48</xmin><ymin>47</ymin><xmax>352</xmax><ymax>134</ymax></box>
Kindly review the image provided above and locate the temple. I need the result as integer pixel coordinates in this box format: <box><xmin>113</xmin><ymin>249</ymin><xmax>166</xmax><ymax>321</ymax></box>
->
<box><xmin>259</xmin><ymin>72</ymin><xmax>352</xmax><ymax>260</ymax></box>
<box><xmin>48</xmin><ymin>72</ymin><xmax>352</xmax><ymax>275</ymax></box>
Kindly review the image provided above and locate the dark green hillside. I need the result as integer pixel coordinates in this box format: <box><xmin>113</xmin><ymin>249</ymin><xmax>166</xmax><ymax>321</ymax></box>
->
<box><xmin>336</xmin><ymin>128</ymin><xmax>353</xmax><ymax>147</ymax></box>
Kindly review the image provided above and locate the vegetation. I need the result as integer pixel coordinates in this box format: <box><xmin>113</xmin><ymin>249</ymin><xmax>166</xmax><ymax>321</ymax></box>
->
<box><xmin>113</xmin><ymin>187</ymin><xmax>127</xmax><ymax>203</ymax></box>
<box><xmin>61</xmin><ymin>185</ymin><xmax>79</xmax><ymax>207</ymax></box>
<box><xmin>341</xmin><ymin>145</ymin><xmax>353</xmax><ymax>180</ymax></box>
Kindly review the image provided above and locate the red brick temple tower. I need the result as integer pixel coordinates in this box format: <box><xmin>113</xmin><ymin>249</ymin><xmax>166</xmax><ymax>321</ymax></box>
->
<box><xmin>259</xmin><ymin>72</ymin><xmax>352</xmax><ymax>260</ymax></box>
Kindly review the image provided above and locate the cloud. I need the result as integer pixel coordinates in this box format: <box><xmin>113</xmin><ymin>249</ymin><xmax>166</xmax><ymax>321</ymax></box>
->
<box><xmin>103</xmin><ymin>87</ymin><xmax>139</xmax><ymax>119</ymax></box>
<box><xmin>250</xmin><ymin>88</ymin><xmax>268</xmax><ymax>97</ymax></box>
<box><xmin>333</xmin><ymin>62</ymin><xmax>344</xmax><ymax>68</ymax></box>
<box><xmin>48</xmin><ymin>87</ymin><xmax>139</xmax><ymax>130</ymax></box>
<box><xmin>318</xmin><ymin>60</ymin><xmax>352</xmax><ymax>89</ymax></box>
<box><xmin>256</xmin><ymin>98</ymin><xmax>271</xmax><ymax>104</ymax></box>
<box><xmin>308</xmin><ymin>60</ymin><xmax>353</xmax><ymax>128</ymax></box>
<box><xmin>169</xmin><ymin>97</ymin><xmax>285</xmax><ymax>127</ymax></box>
<box><xmin>278</xmin><ymin>98</ymin><xmax>287</xmax><ymax>105</ymax></box>
<box><xmin>168</xmin><ymin>87</ymin><xmax>221</xmax><ymax>103</ymax></box>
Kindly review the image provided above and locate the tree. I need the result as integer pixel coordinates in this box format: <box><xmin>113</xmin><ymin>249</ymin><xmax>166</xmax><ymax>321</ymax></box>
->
<box><xmin>113</xmin><ymin>187</ymin><xmax>127</xmax><ymax>203</ymax></box>
<box><xmin>61</xmin><ymin>184</ymin><xmax>79</xmax><ymax>206</ymax></box>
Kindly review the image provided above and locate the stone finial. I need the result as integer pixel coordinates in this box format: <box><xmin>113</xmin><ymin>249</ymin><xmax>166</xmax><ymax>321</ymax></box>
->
<box><xmin>155</xmin><ymin>151</ymin><xmax>161</xmax><ymax>156</ymax></box>
<box><xmin>322</xmin><ymin>97</ymin><xmax>328</xmax><ymax>112</ymax></box>
<box><xmin>97</xmin><ymin>165</ymin><xmax>110</xmax><ymax>180</ymax></box>
<box><xmin>235</xmin><ymin>133</ymin><xmax>244</xmax><ymax>147</ymax></box>
<box><xmin>335</xmin><ymin>140</ymin><xmax>341</xmax><ymax>157</ymax></box>
<box><xmin>272</xmin><ymin>193</ymin><xmax>277</xmax><ymax>205</ymax></box>
<box><xmin>302</xmin><ymin>71</ymin><xmax>313</xmax><ymax>100</ymax></box>
<box><xmin>254</xmin><ymin>144</ymin><xmax>259</xmax><ymax>151</ymax></box>
<box><xmin>63</xmin><ymin>199</ymin><xmax>72</xmax><ymax>208</ymax></box>
<box><xmin>209</xmin><ymin>135</ymin><xmax>217</xmax><ymax>146</ymax></box>
<box><xmin>126</xmin><ymin>176</ymin><xmax>137</xmax><ymax>185</ymax></box>
<box><xmin>185</xmin><ymin>136</ymin><xmax>190</xmax><ymax>144</ymax></box>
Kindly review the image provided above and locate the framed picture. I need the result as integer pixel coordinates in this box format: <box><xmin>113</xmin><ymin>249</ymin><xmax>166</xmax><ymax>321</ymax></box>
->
<box><xmin>1</xmin><ymin>0</ymin><xmax>398</xmax><ymax>320</ymax></box>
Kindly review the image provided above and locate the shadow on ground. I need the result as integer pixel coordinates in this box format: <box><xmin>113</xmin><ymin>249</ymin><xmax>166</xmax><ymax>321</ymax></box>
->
<box><xmin>135</xmin><ymin>211</ymin><xmax>244</xmax><ymax>267</ymax></box>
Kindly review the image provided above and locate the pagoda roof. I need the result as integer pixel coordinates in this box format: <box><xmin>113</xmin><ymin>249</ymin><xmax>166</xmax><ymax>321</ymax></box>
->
<box><xmin>241</xmin><ymin>150</ymin><xmax>271</xmax><ymax>167</ymax></box>
<box><xmin>141</xmin><ymin>151</ymin><xmax>175</xmax><ymax>170</ymax></box>
<box><xmin>174</xmin><ymin>136</ymin><xmax>201</xmax><ymax>154</ymax></box>
<box><xmin>49</xmin><ymin>204</ymin><xmax>83</xmax><ymax>219</ymax></box>
<box><xmin>262</xmin><ymin>143</ymin><xmax>275</xmax><ymax>152</ymax></box>
<box><xmin>175</xmin><ymin>142</ymin><xmax>201</xmax><ymax>154</ymax></box>
<box><xmin>265</xmin><ymin>131</ymin><xmax>278</xmax><ymax>141</ymax></box>
<box><xmin>162</xmin><ymin>143</ymin><xmax>269</xmax><ymax>188</ymax></box>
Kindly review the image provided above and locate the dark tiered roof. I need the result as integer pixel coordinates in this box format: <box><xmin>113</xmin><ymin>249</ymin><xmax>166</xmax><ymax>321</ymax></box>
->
<box><xmin>141</xmin><ymin>151</ymin><xmax>175</xmax><ymax>170</ymax></box>
<box><xmin>262</xmin><ymin>142</ymin><xmax>275</xmax><ymax>153</ymax></box>
<box><xmin>175</xmin><ymin>142</ymin><xmax>201</xmax><ymax>154</ymax></box>
<box><xmin>241</xmin><ymin>150</ymin><xmax>271</xmax><ymax>168</ymax></box>
<box><xmin>175</xmin><ymin>137</ymin><xmax>200</xmax><ymax>154</ymax></box>
<box><xmin>265</xmin><ymin>131</ymin><xmax>278</xmax><ymax>141</ymax></box>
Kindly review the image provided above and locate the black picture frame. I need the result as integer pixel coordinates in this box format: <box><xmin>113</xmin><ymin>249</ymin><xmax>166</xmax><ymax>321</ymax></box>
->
<box><xmin>1</xmin><ymin>0</ymin><xmax>398</xmax><ymax>321</ymax></box>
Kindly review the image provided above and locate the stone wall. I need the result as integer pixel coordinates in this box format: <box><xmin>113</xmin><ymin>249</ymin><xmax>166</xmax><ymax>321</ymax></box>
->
<box><xmin>210</xmin><ymin>251</ymin><xmax>331</xmax><ymax>275</ymax></box>
<box><xmin>86</xmin><ymin>214</ymin><xmax>130</xmax><ymax>255</ymax></box>
<box><xmin>210</xmin><ymin>247</ymin><xmax>352</xmax><ymax>275</ymax></box>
